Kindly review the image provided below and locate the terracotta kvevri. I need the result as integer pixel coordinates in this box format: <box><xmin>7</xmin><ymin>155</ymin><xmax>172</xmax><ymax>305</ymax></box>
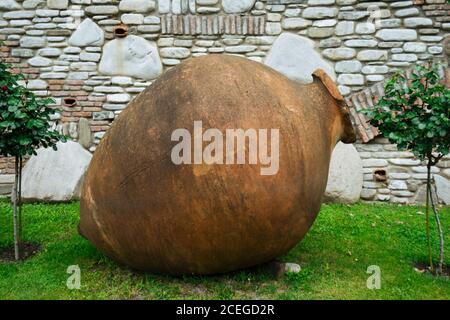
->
<box><xmin>79</xmin><ymin>55</ymin><xmax>356</xmax><ymax>275</ymax></box>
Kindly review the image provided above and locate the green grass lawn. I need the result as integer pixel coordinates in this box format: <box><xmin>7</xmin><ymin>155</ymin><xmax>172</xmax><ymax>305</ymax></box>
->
<box><xmin>0</xmin><ymin>201</ymin><xmax>449</xmax><ymax>300</ymax></box>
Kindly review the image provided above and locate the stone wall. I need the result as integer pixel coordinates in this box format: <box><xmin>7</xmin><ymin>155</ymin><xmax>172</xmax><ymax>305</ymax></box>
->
<box><xmin>0</xmin><ymin>0</ymin><xmax>449</xmax><ymax>203</ymax></box>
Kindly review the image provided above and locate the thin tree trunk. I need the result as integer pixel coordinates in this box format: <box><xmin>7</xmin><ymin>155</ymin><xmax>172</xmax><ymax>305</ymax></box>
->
<box><xmin>12</xmin><ymin>156</ymin><xmax>20</xmax><ymax>260</ymax></box>
<box><xmin>425</xmin><ymin>157</ymin><xmax>433</xmax><ymax>271</ymax></box>
<box><xmin>18</xmin><ymin>156</ymin><xmax>23</xmax><ymax>247</ymax></box>
<box><xmin>429</xmin><ymin>176</ymin><xmax>444</xmax><ymax>275</ymax></box>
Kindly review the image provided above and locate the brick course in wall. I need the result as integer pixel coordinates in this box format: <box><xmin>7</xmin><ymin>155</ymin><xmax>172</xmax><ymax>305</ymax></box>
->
<box><xmin>0</xmin><ymin>0</ymin><xmax>449</xmax><ymax>203</ymax></box>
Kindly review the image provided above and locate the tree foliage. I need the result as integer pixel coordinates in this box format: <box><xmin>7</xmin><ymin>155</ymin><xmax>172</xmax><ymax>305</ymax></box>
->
<box><xmin>0</xmin><ymin>60</ymin><xmax>66</xmax><ymax>158</ymax></box>
<box><xmin>363</xmin><ymin>63</ymin><xmax>450</xmax><ymax>161</ymax></box>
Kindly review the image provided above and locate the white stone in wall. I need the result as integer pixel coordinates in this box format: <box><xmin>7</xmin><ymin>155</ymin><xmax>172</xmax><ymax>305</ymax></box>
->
<box><xmin>264</xmin><ymin>33</ymin><xmax>335</xmax><ymax>84</ymax></box>
<box><xmin>428</xmin><ymin>46</ymin><xmax>443</xmax><ymax>54</ymax></box>
<box><xmin>357</xmin><ymin>50</ymin><xmax>388</xmax><ymax>61</ymax></box>
<box><xmin>355</xmin><ymin>22</ymin><xmax>375</xmax><ymax>35</ymax></box>
<box><xmin>20</xmin><ymin>36</ymin><xmax>46</xmax><ymax>48</ymax></box>
<box><xmin>222</xmin><ymin>0</ymin><xmax>256</xmax><ymax>14</ymax></box>
<box><xmin>337</xmin><ymin>74</ymin><xmax>364</xmax><ymax>85</ymax></box>
<box><xmin>308</xmin><ymin>0</ymin><xmax>335</xmax><ymax>5</ymax></box>
<box><xmin>282</xmin><ymin>18</ymin><xmax>312</xmax><ymax>30</ymax></box>
<box><xmin>434</xmin><ymin>175</ymin><xmax>450</xmax><ymax>205</ymax></box>
<box><xmin>38</xmin><ymin>47</ymin><xmax>62</xmax><ymax>57</ymax></box>
<box><xmin>158</xmin><ymin>0</ymin><xmax>170</xmax><ymax>13</ymax></box>
<box><xmin>322</xmin><ymin>48</ymin><xmax>356</xmax><ymax>60</ymax></box>
<box><xmin>172</xmin><ymin>0</ymin><xmax>181</xmax><ymax>14</ymax></box>
<box><xmin>47</xmin><ymin>0</ymin><xmax>68</xmax><ymax>9</ymax></box>
<box><xmin>85</xmin><ymin>5</ymin><xmax>119</xmax><ymax>15</ymax></box>
<box><xmin>28</xmin><ymin>56</ymin><xmax>53</xmax><ymax>67</ymax></box>
<box><xmin>313</xmin><ymin>19</ymin><xmax>337</xmax><ymax>28</ymax></box>
<box><xmin>121</xmin><ymin>13</ymin><xmax>144</xmax><ymax>24</ymax></box>
<box><xmin>361</xmin><ymin>65</ymin><xmax>388</xmax><ymax>74</ymax></box>
<box><xmin>160</xmin><ymin>47</ymin><xmax>191</xmax><ymax>58</ymax></box>
<box><xmin>119</xmin><ymin>0</ymin><xmax>156</xmax><ymax>13</ymax></box>
<box><xmin>403</xmin><ymin>42</ymin><xmax>427</xmax><ymax>53</ymax></box>
<box><xmin>392</xmin><ymin>53</ymin><xmax>417</xmax><ymax>62</ymax></box>
<box><xmin>80</xmin><ymin>52</ymin><xmax>101</xmax><ymax>62</ymax></box>
<box><xmin>404</xmin><ymin>17</ymin><xmax>433</xmax><ymax>28</ymax></box>
<box><xmin>99</xmin><ymin>35</ymin><xmax>162</xmax><ymax>80</ymax></box>
<box><xmin>107</xmin><ymin>93</ymin><xmax>131</xmax><ymax>103</ymax></box>
<box><xmin>68</xmin><ymin>18</ymin><xmax>104</xmax><ymax>47</ymax></box>
<box><xmin>394</xmin><ymin>8</ymin><xmax>419</xmax><ymax>18</ymax></box>
<box><xmin>366</xmin><ymin>75</ymin><xmax>384</xmax><ymax>82</ymax></box>
<box><xmin>324</xmin><ymin>142</ymin><xmax>363</xmax><ymax>204</ymax></box>
<box><xmin>335</xmin><ymin>60</ymin><xmax>362</xmax><ymax>73</ymax></box>
<box><xmin>0</xmin><ymin>0</ymin><xmax>21</xmax><ymax>10</ymax></box>
<box><xmin>21</xmin><ymin>141</ymin><xmax>92</xmax><ymax>202</ymax></box>
<box><xmin>335</xmin><ymin>21</ymin><xmax>354</xmax><ymax>36</ymax></box>
<box><xmin>23</xmin><ymin>0</ymin><xmax>45</xmax><ymax>10</ymax></box>
<box><xmin>285</xmin><ymin>8</ymin><xmax>301</xmax><ymax>17</ymax></box>
<box><xmin>265</xmin><ymin>22</ymin><xmax>282</xmax><ymax>35</ymax></box>
<box><xmin>376</xmin><ymin>29</ymin><xmax>417</xmax><ymax>41</ymax></box>
<box><xmin>302</xmin><ymin>7</ymin><xmax>338</xmax><ymax>19</ymax></box>
<box><xmin>27</xmin><ymin>79</ymin><xmax>48</xmax><ymax>90</ymax></box>
<box><xmin>345</xmin><ymin>39</ymin><xmax>378</xmax><ymax>48</ymax></box>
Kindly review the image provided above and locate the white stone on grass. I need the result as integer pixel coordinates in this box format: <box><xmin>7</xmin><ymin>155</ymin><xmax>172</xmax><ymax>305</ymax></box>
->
<box><xmin>264</xmin><ymin>33</ymin><xmax>335</xmax><ymax>84</ymax></box>
<box><xmin>21</xmin><ymin>141</ymin><xmax>92</xmax><ymax>202</ymax></box>
<box><xmin>99</xmin><ymin>35</ymin><xmax>162</xmax><ymax>80</ymax></box>
<box><xmin>284</xmin><ymin>263</ymin><xmax>301</xmax><ymax>273</ymax></box>
<box><xmin>324</xmin><ymin>142</ymin><xmax>363</xmax><ymax>204</ymax></box>
<box><xmin>434</xmin><ymin>175</ymin><xmax>450</xmax><ymax>205</ymax></box>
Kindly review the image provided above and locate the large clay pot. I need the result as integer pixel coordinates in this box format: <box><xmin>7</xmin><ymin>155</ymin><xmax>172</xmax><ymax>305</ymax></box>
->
<box><xmin>79</xmin><ymin>55</ymin><xmax>355</xmax><ymax>275</ymax></box>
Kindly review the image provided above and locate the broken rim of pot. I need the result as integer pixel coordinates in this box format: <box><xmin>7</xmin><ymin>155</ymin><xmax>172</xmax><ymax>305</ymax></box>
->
<box><xmin>114</xmin><ymin>24</ymin><xmax>128</xmax><ymax>38</ymax></box>
<box><xmin>63</xmin><ymin>97</ymin><xmax>77</xmax><ymax>107</ymax></box>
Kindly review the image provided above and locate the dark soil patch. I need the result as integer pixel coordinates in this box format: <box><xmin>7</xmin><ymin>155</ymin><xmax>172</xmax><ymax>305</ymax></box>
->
<box><xmin>414</xmin><ymin>262</ymin><xmax>450</xmax><ymax>277</ymax></box>
<box><xmin>0</xmin><ymin>242</ymin><xmax>41</xmax><ymax>262</ymax></box>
